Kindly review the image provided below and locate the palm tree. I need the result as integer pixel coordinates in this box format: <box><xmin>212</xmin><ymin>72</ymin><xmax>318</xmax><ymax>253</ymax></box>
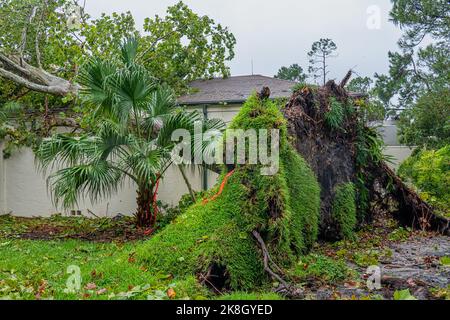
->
<box><xmin>36</xmin><ymin>39</ymin><xmax>225</xmax><ymax>228</ymax></box>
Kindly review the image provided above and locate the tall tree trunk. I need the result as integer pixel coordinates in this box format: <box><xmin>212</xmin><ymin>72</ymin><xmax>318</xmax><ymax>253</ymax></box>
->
<box><xmin>178</xmin><ymin>165</ymin><xmax>196</xmax><ymax>202</ymax></box>
<box><xmin>135</xmin><ymin>187</ymin><xmax>154</xmax><ymax>228</ymax></box>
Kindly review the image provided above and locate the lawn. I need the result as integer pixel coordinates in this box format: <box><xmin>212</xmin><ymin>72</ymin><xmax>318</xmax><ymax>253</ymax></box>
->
<box><xmin>0</xmin><ymin>215</ymin><xmax>280</xmax><ymax>300</ymax></box>
<box><xmin>1</xmin><ymin>214</ymin><xmax>448</xmax><ymax>300</ymax></box>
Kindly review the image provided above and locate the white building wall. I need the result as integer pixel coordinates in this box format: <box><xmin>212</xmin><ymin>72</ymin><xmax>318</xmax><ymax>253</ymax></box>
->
<box><xmin>0</xmin><ymin>147</ymin><xmax>221</xmax><ymax>217</ymax></box>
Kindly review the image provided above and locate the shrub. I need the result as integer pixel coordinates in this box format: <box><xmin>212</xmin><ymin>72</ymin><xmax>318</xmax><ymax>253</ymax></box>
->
<box><xmin>324</xmin><ymin>98</ymin><xmax>345</xmax><ymax>130</ymax></box>
<box><xmin>398</xmin><ymin>145</ymin><xmax>450</xmax><ymax>217</ymax></box>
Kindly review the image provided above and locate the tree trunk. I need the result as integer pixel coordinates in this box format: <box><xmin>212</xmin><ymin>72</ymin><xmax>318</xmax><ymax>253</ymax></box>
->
<box><xmin>178</xmin><ymin>166</ymin><xmax>196</xmax><ymax>202</ymax></box>
<box><xmin>135</xmin><ymin>187</ymin><xmax>154</xmax><ymax>228</ymax></box>
<box><xmin>0</xmin><ymin>53</ymin><xmax>80</xmax><ymax>96</ymax></box>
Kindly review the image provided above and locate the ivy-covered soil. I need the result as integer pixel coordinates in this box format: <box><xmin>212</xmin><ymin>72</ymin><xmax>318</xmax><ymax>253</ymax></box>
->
<box><xmin>0</xmin><ymin>214</ymin><xmax>448</xmax><ymax>300</ymax></box>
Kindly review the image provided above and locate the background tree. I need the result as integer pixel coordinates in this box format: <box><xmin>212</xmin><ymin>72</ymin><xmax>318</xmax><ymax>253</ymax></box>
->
<box><xmin>347</xmin><ymin>76</ymin><xmax>373</xmax><ymax>94</ymax></box>
<box><xmin>274</xmin><ymin>64</ymin><xmax>307</xmax><ymax>82</ymax></box>
<box><xmin>398</xmin><ymin>87</ymin><xmax>450</xmax><ymax>149</ymax></box>
<box><xmin>308</xmin><ymin>38</ymin><xmax>337</xmax><ymax>86</ymax></box>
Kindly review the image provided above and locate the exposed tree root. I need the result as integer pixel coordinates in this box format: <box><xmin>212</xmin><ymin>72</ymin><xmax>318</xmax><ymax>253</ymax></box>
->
<box><xmin>283</xmin><ymin>70</ymin><xmax>449</xmax><ymax>238</ymax></box>
<box><xmin>252</xmin><ymin>230</ymin><xmax>305</xmax><ymax>299</ymax></box>
<box><xmin>252</xmin><ymin>230</ymin><xmax>288</xmax><ymax>287</ymax></box>
<box><xmin>371</xmin><ymin>163</ymin><xmax>450</xmax><ymax>235</ymax></box>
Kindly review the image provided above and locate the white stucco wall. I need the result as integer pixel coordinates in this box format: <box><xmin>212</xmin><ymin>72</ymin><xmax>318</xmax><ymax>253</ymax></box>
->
<box><xmin>0</xmin><ymin>142</ymin><xmax>6</xmax><ymax>214</ymax></box>
<box><xmin>0</xmin><ymin>146</ymin><xmax>223</xmax><ymax>217</ymax></box>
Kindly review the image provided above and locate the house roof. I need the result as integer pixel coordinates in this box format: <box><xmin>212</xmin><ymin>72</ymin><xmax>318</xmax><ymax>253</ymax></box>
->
<box><xmin>177</xmin><ymin>75</ymin><xmax>297</xmax><ymax>105</ymax></box>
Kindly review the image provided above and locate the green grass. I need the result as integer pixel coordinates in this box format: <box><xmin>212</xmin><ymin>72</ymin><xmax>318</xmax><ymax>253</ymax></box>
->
<box><xmin>288</xmin><ymin>254</ymin><xmax>353</xmax><ymax>285</ymax></box>
<box><xmin>0</xmin><ymin>238</ymin><xmax>214</xmax><ymax>300</ymax></box>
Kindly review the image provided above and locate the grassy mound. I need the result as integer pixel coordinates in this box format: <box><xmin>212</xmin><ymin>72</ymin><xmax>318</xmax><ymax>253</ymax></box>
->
<box><xmin>136</xmin><ymin>94</ymin><xmax>320</xmax><ymax>290</ymax></box>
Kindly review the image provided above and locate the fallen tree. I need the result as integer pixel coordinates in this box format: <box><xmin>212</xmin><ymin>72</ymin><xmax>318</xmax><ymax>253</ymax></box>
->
<box><xmin>283</xmin><ymin>72</ymin><xmax>450</xmax><ymax>239</ymax></box>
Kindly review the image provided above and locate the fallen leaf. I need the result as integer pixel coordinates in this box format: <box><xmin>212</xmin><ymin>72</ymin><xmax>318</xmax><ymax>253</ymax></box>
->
<box><xmin>344</xmin><ymin>281</ymin><xmax>360</xmax><ymax>289</ymax></box>
<box><xmin>406</xmin><ymin>278</ymin><xmax>416</xmax><ymax>287</ymax></box>
<box><xmin>128</xmin><ymin>252</ymin><xmax>136</xmax><ymax>264</ymax></box>
<box><xmin>96</xmin><ymin>288</ymin><xmax>107</xmax><ymax>295</ymax></box>
<box><xmin>167</xmin><ymin>288</ymin><xmax>176</xmax><ymax>299</ymax></box>
<box><xmin>84</xmin><ymin>283</ymin><xmax>97</xmax><ymax>290</ymax></box>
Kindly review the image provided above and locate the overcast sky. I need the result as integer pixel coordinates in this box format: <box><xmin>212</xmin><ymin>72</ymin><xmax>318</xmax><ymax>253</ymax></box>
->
<box><xmin>85</xmin><ymin>0</ymin><xmax>403</xmax><ymax>81</ymax></box>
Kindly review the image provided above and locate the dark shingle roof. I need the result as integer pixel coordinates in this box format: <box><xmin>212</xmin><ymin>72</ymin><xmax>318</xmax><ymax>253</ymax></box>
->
<box><xmin>177</xmin><ymin>75</ymin><xmax>296</xmax><ymax>105</ymax></box>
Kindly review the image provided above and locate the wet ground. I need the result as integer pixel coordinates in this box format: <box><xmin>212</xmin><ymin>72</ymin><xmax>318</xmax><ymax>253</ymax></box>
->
<box><xmin>304</xmin><ymin>234</ymin><xmax>449</xmax><ymax>300</ymax></box>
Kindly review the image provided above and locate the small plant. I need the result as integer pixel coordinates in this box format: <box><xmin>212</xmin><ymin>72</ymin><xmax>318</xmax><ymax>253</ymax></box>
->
<box><xmin>353</xmin><ymin>251</ymin><xmax>379</xmax><ymax>267</ymax></box>
<box><xmin>388</xmin><ymin>227</ymin><xmax>412</xmax><ymax>242</ymax></box>
<box><xmin>440</xmin><ymin>256</ymin><xmax>450</xmax><ymax>266</ymax></box>
<box><xmin>393</xmin><ymin>289</ymin><xmax>417</xmax><ymax>300</ymax></box>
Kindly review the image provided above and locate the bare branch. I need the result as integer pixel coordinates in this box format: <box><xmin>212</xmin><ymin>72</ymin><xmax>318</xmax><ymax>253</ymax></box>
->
<box><xmin>35</xmin><ymin>1</ymin><xmax>49</xmax><ymax>69</ymax></box>
<box><xmin>19</xmin><ymin>6</ymin><xmax>38</xmax><ymax>58</ymax></box>
<box><xmin>0</xmin><ymin>65</ymin><xmax>79</xmax><ymax>96</ymax></box>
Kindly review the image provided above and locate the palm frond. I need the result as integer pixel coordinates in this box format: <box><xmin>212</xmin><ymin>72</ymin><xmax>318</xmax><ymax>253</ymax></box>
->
<box><xmin>157</xmin><ymin>110</ymin><xmax>204</xmax><ymax>147</ymax></box>
<box><xmin>96</xmin><ymin>120</ymin><xmax>132</xmax><ymax>161</ymax></box>
<box><xmin>48</xmin><ymin>161</ymin><xmax>123</xmax><ymax>209</ymax></box>
<box><xmin>35</xmin><ymin>134</ymin><xmax>100</xmax><ymax>172</ymax></box>
<box><xmin>78</xmin><ymin>57</ymin><xmax>117</xmax><ymax>108</ymax></box>
<box><xmin>106</xmin><ymin>64</ymin><xmax>156</xmax><ymax>125</ymax></box>
<box><xmin>121</xmin><ymin>37</ymin><xmax>139</xmax><ymax>66</ymax></box>
<box><xmin>122</xmin><ymin>140</ymin><xmax>165</xmax><ymax>185</ymax></box>
<box><xmin>142</xmin><ymin>85</ymin><xmax>177</xmax><ymax>134</ymax></box>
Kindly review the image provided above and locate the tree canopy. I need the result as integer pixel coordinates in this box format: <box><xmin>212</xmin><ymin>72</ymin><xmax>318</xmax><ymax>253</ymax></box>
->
<box><xmin>374</xmin><ymin>0</ymin><xmax>449</xmax><ymax>148</ymax></box>
<box><xmin>308</xmin><ymin>38</ymin><xmax>337</xmax><ymax>86</ymax></box>
<box><xmin>274</xmin><ymin>64</ymin><xmax>307</xmax><ymax>83</ymax></box>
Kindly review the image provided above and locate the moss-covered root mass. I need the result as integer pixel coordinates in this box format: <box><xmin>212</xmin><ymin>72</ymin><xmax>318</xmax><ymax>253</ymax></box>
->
<box><xmin>136</xmin><ymin>94</ymin><xmax>320</xmax><ymax>291</ymax></box>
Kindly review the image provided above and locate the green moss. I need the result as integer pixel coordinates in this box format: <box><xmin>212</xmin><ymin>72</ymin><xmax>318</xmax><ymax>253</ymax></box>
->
<box><xmin>332</xmin><ymin>182</ymin><xmax>357</xmax><ymax>239</ymax></box>
<box><xmin>282</xmin><ymin>147</ymin><xmax>320</xmax><ymax>251</ymax></box>
<box><xmin>136</xmin><ymin>94</ymin><xmax>320</xmax><ymax>290</ymax></box>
